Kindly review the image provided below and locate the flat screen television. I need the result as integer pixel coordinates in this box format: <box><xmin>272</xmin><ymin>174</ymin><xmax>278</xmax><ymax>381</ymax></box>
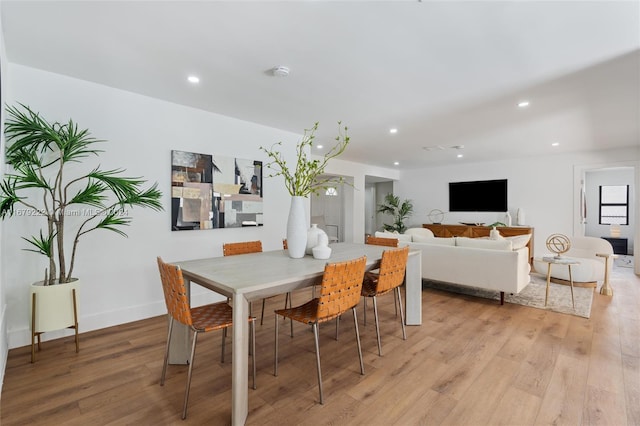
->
<box><xmin>449</xmin><ymin>179</ymin><xmax>507</xmax><ymax>212</ymax></box>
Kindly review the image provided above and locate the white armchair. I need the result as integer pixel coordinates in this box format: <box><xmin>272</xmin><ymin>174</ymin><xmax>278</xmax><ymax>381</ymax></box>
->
<box><xmin>533</xmin><ymin>236</ymin><xmax>614</xmax><ymax>286</ymax></box>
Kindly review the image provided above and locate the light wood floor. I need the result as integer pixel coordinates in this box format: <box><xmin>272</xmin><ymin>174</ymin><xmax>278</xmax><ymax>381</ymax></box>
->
<box><xmin>2</xmin><ymin>265</ymin><xmax>639</xmax><ymax>425</ymax></box>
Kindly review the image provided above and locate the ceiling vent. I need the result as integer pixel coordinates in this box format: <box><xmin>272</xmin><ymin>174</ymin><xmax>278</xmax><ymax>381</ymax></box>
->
<box><xmin>272</xmin><ymin>66</ymin><xmax>290</xmax><ymax>77</ymax></box>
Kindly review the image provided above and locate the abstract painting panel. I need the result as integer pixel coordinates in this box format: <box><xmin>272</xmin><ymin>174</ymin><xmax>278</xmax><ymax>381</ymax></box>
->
<box><xmin>171</xmin><ymin>150</ymin><xmax>263</xmax><ymax>230</ymax></box>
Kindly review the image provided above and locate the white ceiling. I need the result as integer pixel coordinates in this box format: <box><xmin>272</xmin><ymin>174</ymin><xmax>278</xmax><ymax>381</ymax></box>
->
<box><xmin>2</xmin><ymin>1</ymin><xmax>639</xmax><ymax>169</ymax></box>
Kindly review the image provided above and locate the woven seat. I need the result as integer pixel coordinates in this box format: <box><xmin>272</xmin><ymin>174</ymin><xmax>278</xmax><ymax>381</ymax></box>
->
<box><xmin>223</xmin><ymin>240</ymin><xmax>293</xmax><ymax>327</ymax></box>
<box><xmin>365</xmin><ymin>235</ymin><xmax>399</xmax><ymax>247</ymax></box>
<box><xmin>157</xmin><ymin>257</ymin><xmax>256</xmax><ymax>420</ymax></box>
<box><xmin>274</xmin><ymin>256</ymin><xmax>367</xmax><ymax>404</ymax></box>
<box><xmin>361</xmin><ymin>246</ymin><xmax>409</xmax><ymax>356</ymax></box>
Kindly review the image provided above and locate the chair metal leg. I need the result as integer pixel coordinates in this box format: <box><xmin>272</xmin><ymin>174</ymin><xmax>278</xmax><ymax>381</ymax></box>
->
<box><xmin>396</xmin><ymin>287</ymin><xmax>407</xmax><ymax>340</ymax></box>
<box><xmin>160</xmin><ymin>316</ymin><xmax>174</xmax><ymax>385</ymax></box>
<box><xmin>363</xmin><ymin>297</ymin><xmax>367</xmax><ymax>325</ymax></box>
<box><xmin>352</xmin><ymin>307</ymin><xmax>365</xmax><ymax>375</ymax></box>
<box><xmin>221</xmin><ymin>327</ymin><xmax>227</xmax><ymax>363</ymax></box>
<box><xmin>274</xmin><ymin>313</ymin><xmax>280</xmax><ymax>376</ymax></box>
<box><xmin>182</xmin><ymin>330</ymin><xmax>199</xmax><ymax>420</ymax></box>
<box><xmin>250</xmin><ymin>318</ymin><xmax>256</xmax><ymax>390</ymax></box>
<box><xmin>312</xmin><ymin>322</ymin><xmax>324</xmax><ymax>404</ymax></box>
<box><xmin>287</xmin><ymin>293</ymin><xmax>294</xmax><ymax>337</ymax></box>
<box><xmin>373</xmin><ymin>296</ymin><xmax>382</xmax><ymax>356</ymax></box>
<box><xmin>260</xmin><ymin>299</ymin><xmax>266</xmax><ymax>325</ymax></box>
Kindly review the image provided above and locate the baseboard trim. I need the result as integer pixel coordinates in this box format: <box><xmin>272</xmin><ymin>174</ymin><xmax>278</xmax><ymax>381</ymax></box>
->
<box><xmin>7</xmin><ymin>292</ymin><xmax>224</xmax><ymax>350</ymax></box>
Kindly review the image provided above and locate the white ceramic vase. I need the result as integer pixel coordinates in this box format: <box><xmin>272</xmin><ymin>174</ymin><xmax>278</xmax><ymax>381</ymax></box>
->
<box><xmin>312</xmin><ymin>233</ymin><xmax>332</xmax><ymax>259</ymax></box>
<box><xmin>286</xmin><ymin>196</ymin><xmax>307</xmax><ymax>258</ymax></box>
<box><xmin>306</xmin><ymin>224</ymin><xmax>328</xmax><ymax>255</ymax></box>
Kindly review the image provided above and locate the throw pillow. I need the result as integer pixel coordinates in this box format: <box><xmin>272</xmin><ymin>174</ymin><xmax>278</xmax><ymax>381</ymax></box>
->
<box><xmin>412</xmin><ymin>234</ymin><xmax>435</xmax><ymax>243</ymax></box>
<box><xmin>505</xmin><ymin>234</ymin><xmax>531</xmax><ymax>250</ymax></box>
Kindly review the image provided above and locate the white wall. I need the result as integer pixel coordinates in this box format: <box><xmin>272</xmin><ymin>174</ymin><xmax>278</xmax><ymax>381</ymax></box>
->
<box><xmin>1</xmin><ymin>64</ymin><xmax>401</xmax><ymax>352</ymax></box>
<box><xmin>1</xmin><ymin>64</ymin><xmax>304</xmax><ymax>349</ymax></box>
<box><xmin>585</xmin><ymin>167</ymin><xmax>635</xmax><ymax>254</ymax></box>
<box><xmin>0</xmin><ymin>4</ymin><xmax>8</xmax><ymax>390</ymax></box>
<box><xmin>396</xmin><ymin>148</ymin><xmax>640</xmax><ymax>259</ymax></box>
<box><xmin>322</xmin><ymin>159</ymin><xmax>400</xmax><ymax>243</ymax></box>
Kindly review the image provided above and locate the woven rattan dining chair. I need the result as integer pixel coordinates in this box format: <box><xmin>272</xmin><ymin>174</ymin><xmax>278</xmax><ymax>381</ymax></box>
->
<box><xmin>156</xmin><ymin>257</ymin><xmax>256</xmax><ymax>420</ymax></box>
<box><xmin>223</xmin><ymin>240</ymin><xmax>293</xmax><ymax>326</ymax></box>
<box><xmin>365</xmin><ymin>235</ymin><xmax>399</xmax><ymax>247</ymax></box>
<box><xmin>360</xmin><ymin>246</ymin><xmax>409</xmax><ymax>356</ymax></box>
<box><xmin>364</xmin><ymin>234</ymin><xmax>401</xmax><ymax>317</ymax></box>
<box><xmin>274</xmin><ymin>256</ymin><xmax>367</xmax><ymax>405</ymax></box>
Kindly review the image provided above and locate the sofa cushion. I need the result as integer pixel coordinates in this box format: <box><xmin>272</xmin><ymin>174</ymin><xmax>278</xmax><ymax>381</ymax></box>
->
<box><xmin>505</xmin><ymin>234</ymin><xmax>531</xmax><ymax>250</ymax></box>
<box><xmin>412</xmin><ymin>234</ymin><xmax>435</xmax><ymax>243</ymax></box>
<box><xmin>456</xmin><ymin>236</ymin><xmax>513</xmax><ymax>251</ymax></box>
<box><xmin>417</xmin><ymin>237</ymin><xmax>456</xmax><ymax>246</ymax></box>
<box><xmin>375</xmin><ymin>231</ymin><xmax>412</xmax><ymax>242</ymax></box>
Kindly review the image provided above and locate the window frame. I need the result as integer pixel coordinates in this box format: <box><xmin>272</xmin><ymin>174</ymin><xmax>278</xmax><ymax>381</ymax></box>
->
<box><xmin>598</xmin><ymin>184</ymin><xmax>629</xmax><ymax>225</ymax></box>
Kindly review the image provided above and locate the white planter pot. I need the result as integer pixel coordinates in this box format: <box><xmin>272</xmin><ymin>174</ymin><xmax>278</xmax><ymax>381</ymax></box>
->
<box><xmin>30</xmin><ymin>278</ymin><xmax>80</xmax><ymax>333</ymax></box>
<box><xmin>286</xmin><ymin>196</ymin><xmax>307</xmax><ymax>258</ymax></box>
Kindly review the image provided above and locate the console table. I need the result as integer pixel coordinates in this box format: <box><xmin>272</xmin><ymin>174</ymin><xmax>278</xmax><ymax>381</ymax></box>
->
<box><xmin>422</xmin><ymin>223</ymin><xmax>534</xmax><ymax>264</ymax></box>
<box><xmin>600</xmin><ymin>237</ymin><xmax>627</xmax><ymax>255</ymax></box>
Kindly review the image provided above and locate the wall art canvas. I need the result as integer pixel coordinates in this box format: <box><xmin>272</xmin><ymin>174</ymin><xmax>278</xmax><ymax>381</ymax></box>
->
<box><xmin>171</xmin><ymin>150</ymin><xmax>263</xmax><ymax>230</ymax></box>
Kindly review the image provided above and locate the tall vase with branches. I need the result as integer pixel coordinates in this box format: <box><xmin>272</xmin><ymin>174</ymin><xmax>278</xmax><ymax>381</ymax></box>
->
<box><xmin>260</xmin><ymin>122</ymin><xmax>349</xmax><ymax>257</ymax></box>
<box><xmin>0</xmin><ymin>103</ymin><xmax>163</xmax><ymax>285</ymax></box>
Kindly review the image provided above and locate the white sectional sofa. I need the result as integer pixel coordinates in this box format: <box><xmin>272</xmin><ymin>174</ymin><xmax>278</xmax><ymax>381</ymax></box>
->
<box><xmin>375</xmin><ymin>228</ymin><xmax>532</xmax><ymax>304</ymax></box>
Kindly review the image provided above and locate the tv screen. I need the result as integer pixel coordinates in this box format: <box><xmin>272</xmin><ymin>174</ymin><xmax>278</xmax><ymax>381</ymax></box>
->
<box><xmin>449</xmin><ymin>179</ymin><xmax>507</xmax><ymax>212</ymax></box>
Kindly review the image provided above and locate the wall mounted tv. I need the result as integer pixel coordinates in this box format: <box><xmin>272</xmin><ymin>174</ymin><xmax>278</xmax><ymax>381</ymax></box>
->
<box><xmin>449</xmin><ymin>179</ymin><xmax>508</xmax><ymax>212</ymax></box>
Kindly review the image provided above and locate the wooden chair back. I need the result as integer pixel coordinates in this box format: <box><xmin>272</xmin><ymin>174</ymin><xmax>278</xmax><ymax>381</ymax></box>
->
<box><xmin>316</xmin><ymin>256</ymin><xmax>367</xmax><ymax>321</ymax></box>
<box><xmin>157</xmin><ymin>257</ymin><xmax>192</xmax><ymax>327</ymax></box>
<box><xmin>366</xmin><ymin>235</ymin><xmax>399</xmax><ymax>247</ymax></box>
<box><xmin>375</xmin><ymin>246</ymin><xmax>409</xmax><ymax>293</ymax></box>
<box><xmin>223</xmin><ymin>240</ymin><xmax>263</xmax><ymax>256</ymax></box>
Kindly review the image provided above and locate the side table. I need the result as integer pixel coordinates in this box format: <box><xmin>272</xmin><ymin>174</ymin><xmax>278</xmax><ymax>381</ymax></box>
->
<box><xmin>595</xmin><ymin>252</ymin><xmax>617</xmax><ymax>296</ymax></box>
<box><xmin>541</xmin><ymin>256</ymin><xmax>580</xmax><ymax>309</ymax></box>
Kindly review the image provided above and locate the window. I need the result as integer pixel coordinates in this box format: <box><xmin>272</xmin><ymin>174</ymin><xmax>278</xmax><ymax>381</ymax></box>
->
<box><xmin>325</xmin><ymin>187</ymin><xmax>338</xmax><ymax>196</ymax></box>
<box><xmin>599</xmin><ymin>185</ymin><xmax>629</xmax><ymax>225</ymax></box>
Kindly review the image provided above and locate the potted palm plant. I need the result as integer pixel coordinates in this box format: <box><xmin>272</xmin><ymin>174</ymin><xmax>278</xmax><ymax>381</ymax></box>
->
<box><xmin>0</xmin><ymin>103</ymin><xmax>163</xmax><ymax>361</ymax></box>
<box><xmin>378</xmin><ymin>193</ymin><xmax>414</xmax><ymax>234</ymax></box>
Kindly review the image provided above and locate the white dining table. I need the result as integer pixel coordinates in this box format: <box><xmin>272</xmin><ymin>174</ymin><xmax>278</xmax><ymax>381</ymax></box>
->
<box><xmin>171</xmin><ymin>242</ymin><xmax>422</xmax><ymax>426</ymax></box>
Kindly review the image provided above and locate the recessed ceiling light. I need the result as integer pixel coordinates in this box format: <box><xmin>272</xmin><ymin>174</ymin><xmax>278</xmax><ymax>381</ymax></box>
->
<box><xmin>518</xmin><ymin>101</ymin><xmax>530</xmax><ymax>108</ymax></box>
<box><xmin>390</xmin><ymin>128</ymin><xmax>398</xmax><ymax>134</ymax></box>
<box><xmin>457</xmin><ymin>154</ymin><xmax>463</xmax><ymax>158</ymax></box>
<box><xmin>393</xmin><ymin>161</ymin><xmax>400</xmax><ymax>166</ymax></box>
<box><xmin>552</xmin><ymin>142</ymin><xmax>560</xmax><ymax>147</ymax></box>
<box><xmin>317</xmin><ymin>145</ymin><xmax>324</xmax><ymax>149</ymax></box>
<box><xmin>187</xmin><ymin>75</ymin><xmax>200</xmax><ymax>84</ymax></box>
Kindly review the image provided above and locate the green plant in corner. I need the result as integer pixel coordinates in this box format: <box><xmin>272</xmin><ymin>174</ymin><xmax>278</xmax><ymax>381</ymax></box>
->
<box><xmin>259</xmin><ymin>121</ymin><xmax>349</xmax><ymax>197</ymax></box>
<box><xmin>0</xmin><ymin>103</ymin><xmax>163</xmax><ymax>285</ymax></box>
<box><xmin>378</xmin><ymin>193</ymin><xmax>414</xmax><ymax>234</ymax></box>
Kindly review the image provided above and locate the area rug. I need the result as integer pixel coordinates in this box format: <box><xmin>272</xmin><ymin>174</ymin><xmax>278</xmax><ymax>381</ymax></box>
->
<box><xmin>423</xmin><ymin>273</ymin><xmax>594</xmax><ymax>318</ymax></box>
<box><xmin>614</xmin><ymin>255</ymin><xmax>634</xmax><ymax>268</ymax></box>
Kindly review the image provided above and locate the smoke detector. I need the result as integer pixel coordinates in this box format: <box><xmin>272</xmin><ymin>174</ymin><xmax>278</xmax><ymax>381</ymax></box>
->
<box><xmin>272</xmin><ymin>66</ymin><xmax>290</xmax><ymax>77</ymax></box>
